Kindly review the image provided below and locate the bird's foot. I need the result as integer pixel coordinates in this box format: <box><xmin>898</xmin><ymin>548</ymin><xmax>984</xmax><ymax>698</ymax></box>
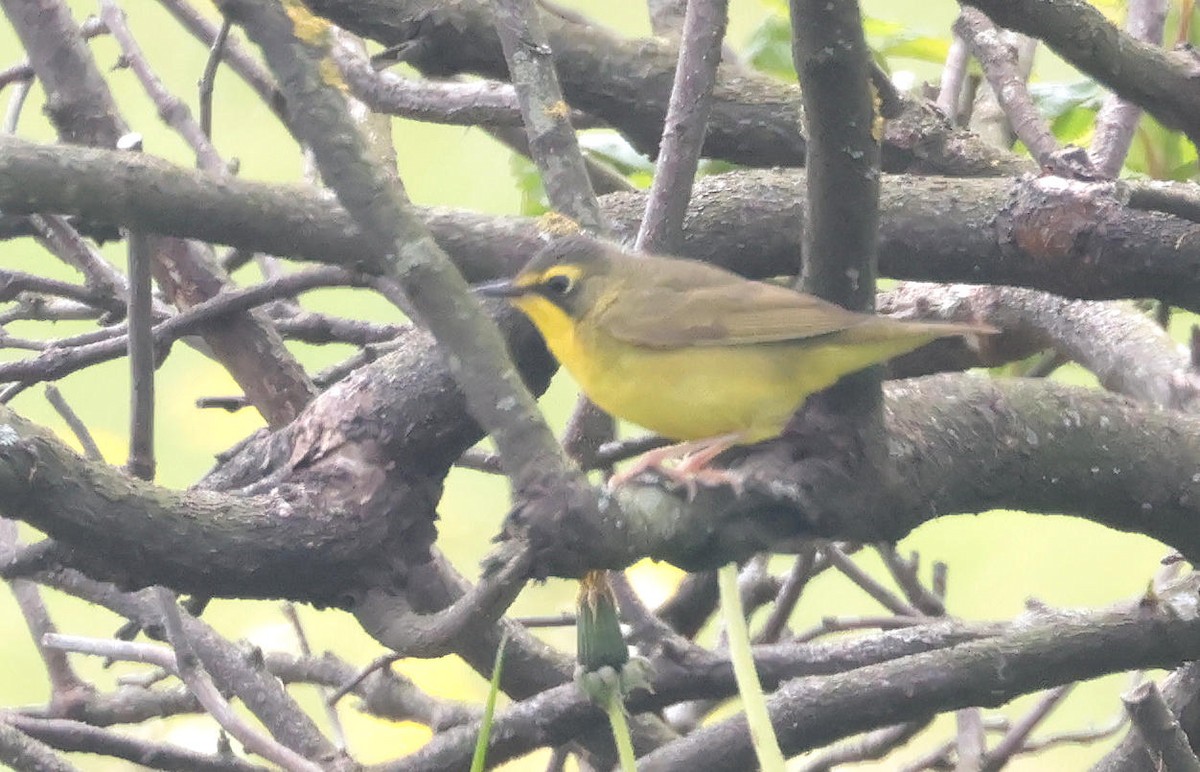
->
<box><xmin>608</xmin><ymin>433</ymin><xmax>746</xmax><ymax>498</ymax></box>
<box><xmin>652</xmin><ymin>463</ymin><xmax>747</xmax><ymax>500</ymax></box>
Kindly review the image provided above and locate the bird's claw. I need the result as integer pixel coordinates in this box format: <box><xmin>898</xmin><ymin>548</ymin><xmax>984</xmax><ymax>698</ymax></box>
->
<box><xmin>608</xmin><ymin>461</ymin><xmax>745</xmax><ymax>500</ymax></box>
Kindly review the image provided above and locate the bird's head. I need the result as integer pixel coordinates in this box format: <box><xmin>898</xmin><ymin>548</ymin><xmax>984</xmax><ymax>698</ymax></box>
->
<box><xmin>475</xmin><ymin>233</ymin><xmax>619</xmax><ymax>326</ymax></box>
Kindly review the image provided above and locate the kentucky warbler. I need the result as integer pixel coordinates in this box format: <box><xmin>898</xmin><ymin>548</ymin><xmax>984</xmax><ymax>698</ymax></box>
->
<box><xmin>478</xmin><ymin>234</ymin><xmax>996</xmax><ymax>483</ymax></box>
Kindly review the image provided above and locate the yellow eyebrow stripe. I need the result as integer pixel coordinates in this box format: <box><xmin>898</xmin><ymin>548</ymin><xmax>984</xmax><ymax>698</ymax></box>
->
<box><xmin>517</xmin><ymin>264</ymin><xmax>583</xmax><ymax>289</ymax></box>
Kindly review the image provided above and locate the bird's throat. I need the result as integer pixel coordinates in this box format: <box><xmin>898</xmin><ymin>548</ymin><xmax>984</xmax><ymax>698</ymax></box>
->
<box><xmin>513</xmin><ymin>295</ymin><xmax>579</xmax><ymax>363</ymax></box>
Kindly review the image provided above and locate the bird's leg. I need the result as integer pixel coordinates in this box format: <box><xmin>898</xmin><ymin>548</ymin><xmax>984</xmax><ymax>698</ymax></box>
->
<box><xmin>674</xmin><ymin>433</ymin><xmax>748</xmax><ymax>497</ymax></box>
<box><xmin>609</xmin><ymin>432</ymin><xmax>745</xmax><ymax>495</ymax></box>
<box><xmin>608</xmin><ymin>438</ymin><xmax>716</xmax><ymax>487</ymax></box>
<box><xmin>674</xmin><ymin>434</ymin><xmax>741</xmax><ymax>475</ymax></box>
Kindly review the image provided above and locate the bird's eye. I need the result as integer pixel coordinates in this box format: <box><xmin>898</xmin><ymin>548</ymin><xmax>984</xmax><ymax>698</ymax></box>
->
<box><xmin>545</xmin><ymin>275</ymin><xmax>572</xmax><ymax>294</ymax></box>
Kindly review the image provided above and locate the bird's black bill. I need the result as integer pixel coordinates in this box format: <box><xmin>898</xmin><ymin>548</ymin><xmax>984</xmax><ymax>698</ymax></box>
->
<box><xmin>474</xmin><ymin>279</ymin><xmax>526</xmax><ymax>298</ymax></box>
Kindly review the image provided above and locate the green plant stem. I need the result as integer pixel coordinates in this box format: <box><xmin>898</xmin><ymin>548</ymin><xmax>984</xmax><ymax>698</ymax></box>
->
<box><xmin>719</xmin><ymin>562</ymin><xmax>786</xmax><ymax>771</ymax></box>
<box><xmin>604</xmin><ymin>686</ymin><xmax>637</xmax><ymax>772</ymax></box>
<box><xmin>471</xmin><ymin>632</ymin><xmax>508</xmax><ymax>772</ymax></box>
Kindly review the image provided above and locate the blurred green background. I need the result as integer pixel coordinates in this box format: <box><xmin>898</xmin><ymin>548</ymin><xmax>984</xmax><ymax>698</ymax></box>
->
<box><xmin>0</xmin><ymin>0</ymin><xmax>1184</xmax><ymax>769</ymax></box>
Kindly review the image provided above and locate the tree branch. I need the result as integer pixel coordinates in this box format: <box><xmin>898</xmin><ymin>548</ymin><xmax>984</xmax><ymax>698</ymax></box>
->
<box><xmin>388</xmin><ymin>588</ymin><xmax>1200</xmax><ymax>770</ymax></box>
<box><xmin>637</xmin><ymin>584</ymin><xmax>1200</xmax><ymax>771</ymax></box>
<box><xmin>1</xmin><ymin>0</ymin><xmax>314</xmax><ymax>427</ymax></box>
<box><xmin>6</xmin><ymin>137</ymin><xmax>1194</xmax><ymax>308</ymax></box>
<box><xmin>0</xmin><ymin>719</ymin><xmax>77</xmax><ymax>772</ymax></box>
<box><xmin>519</xmin><ymin>375</ymin><xmax>1200</xmax><ymax>575</ymax></box>
<box><xmin>1088</xmin><ymin>0</ymin><xmax>1168</xmax><ymax>177</ymax></box>
<box><xmin>961</xmin><ymin>0</ymin><xmax>1200</xmax><ymax>148</ymax></box>
<box><xmin>303</xmin><ymin>0</ymin><xmax>1026</xmax><ymax>175</ymax></box>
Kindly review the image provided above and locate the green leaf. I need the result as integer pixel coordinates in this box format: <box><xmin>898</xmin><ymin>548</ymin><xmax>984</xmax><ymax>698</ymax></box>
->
<box><xmin>865</xmin><ymin>16</ymin><xmax>950</xmax><ymax>64</ymax></box>
<box><xmin>1125</xmin><ymin>114</ymin><xmax>1197</xmax><ymax>179</ymax></box>
<box><xmin>509</xmin><ymin>154</ymin><xmax>549</xmax><ymax>217</ymax></box>
<box><xmin>1028</xmin><ymin>80</ymin><xmax>1105</xmax><ymax>122</ymax></box>
<box><xmin>578</xmin><ymin>131</ymin><xmax>654</xmax><ymax>176</ymax></box>
<box><xmin>743</xmin><ymin>13</ymin><xmax>795</xmax><ymax>80</ymax></box>
<box><xmin>1050</xmin><ymin>105</ymin><xmax>1097</xmax><ymax>144</ymax></box>
<box><xmin>876</xmin><ymin>34</ymin><xmax>951</xmax><ymax>63</ymax></box>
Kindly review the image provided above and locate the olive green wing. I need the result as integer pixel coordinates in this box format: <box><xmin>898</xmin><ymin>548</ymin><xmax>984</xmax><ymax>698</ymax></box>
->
<box><xmin>597</xmin><ymin>278</ymin><xmax>875</xmax><ymax>348</ymax></box>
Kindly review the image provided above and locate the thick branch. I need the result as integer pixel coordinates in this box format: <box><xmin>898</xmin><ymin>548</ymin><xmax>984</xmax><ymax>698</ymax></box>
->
<box><xmin>390</xmin><ymin>617</ymin><xmax>998</xmax><ymax>770</ymax></box>
<box><xmin>0</xmin><ymin>405</ymin><xmax>384</xmax><ymax>600</ymax></box>
<box><xmin>516</xmin><ymin>376</ymin><xmax>1200</xmax><ymax>576</ymax></box>
<box><xmin>1120</xmin><ymin>681</ymin><xmax>1200</xmax><ymax>772</ymax></box>
<box><xmin>791</xmin><ymin>0</ymin><xmax>879</xmax><ymax>309</ymax></box>
<box><xmin>302</xmin><ymin>0</ymin><xmax>1025</xmax><ymax>175</ymax></box>
<box><xmin>0</xmin><ymin>306</ymin><xmax>556</xmax><ymax>602</ymax></box>
<box><xmin>5</xmin><ymin>715</ymin><xmax>267</xmax><ymax>772</ymax></box>
<box><xmin>1094</xmin><ymin>662</ymin><xmax>1200</xmax><ymax>772</ymax></box>
<box><xmin>6</xmin><ymin>338</ymin><xmax>1200</xmax><ymax>588</ymax></box>
<box><xmin>0</xmin><ymin>720</ymin><xmax>77</xmax><ymax>772</ymax></box>
<box><xmin>391</xmin><ymin>591</ymin><xmax>1200</xmax><ymax>770</ymax></box>
<box><xmin>790</xmin><ymin>0</ymin><xmax>884</xmax><ymax>426</ymax></box>
<box><xmin>637</xmin><ymin>587</ymin><xmax>1200</xmax><ymax>770</ymax></box>
<box><xmin>4</xmin><ymin>138</ymin><xmax>1199</xmax><ymax>308</ymax></box>
<box><xmin>880</xmin><ymin>283</ymin><xmax>1200</xmax><ymax>411</ymax></box>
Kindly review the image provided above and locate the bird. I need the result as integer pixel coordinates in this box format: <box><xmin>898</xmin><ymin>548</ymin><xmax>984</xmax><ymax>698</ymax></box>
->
<box><xmin>477</xmin><ymin>233</ymin><xmax>996</xmax><ymax>486</ymax></box>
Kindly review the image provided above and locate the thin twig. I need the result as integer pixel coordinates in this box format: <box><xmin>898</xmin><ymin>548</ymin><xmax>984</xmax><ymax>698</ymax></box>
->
<box><xmin>981</xmin><ymin>684</ymin><xmax>1073</xmax><ymax>771</ymax></box>
<box><xmin>200</xmin><ymin>17</ymin><xmax>233</xmax><ymax>138</ymax></box>
<box><xmin>153</xmin><ymin>0</ymin><xmax>285</xmax><ymax>124</ymax></box>
<box><xmin>334</xmin><ymin>36</ymin><xmax>598</xmax><ymax>129</ymax></box>
<box><xmin>0</xmin><ymin>266</ymin><xmax>369</xmax><ymax>385</ymax></box>
<box><xmin>43</xmin><ymin>385</ymin><xmax>104</xmax><ymax>462</ymax></box>
<box><xmin>955</xmin><ymin>9</ymin><xmax>1074</xmax><ymax>172</ymax></box>
<box><xmin>791</xmin><ymin>615</ymin><xmax>929</xmax><ymax>644</ymax></box>
<box><xmin>165</xmin><ymin>590</ymin><xmax>326</xmax><ymax>772</ymax></box>
<box><xmin>43</xmin><ymin>626</ymin><xmax>323</xmax><ymax>772</ymax></box>
<box><xmin>792</xmin><ymin>720</ymin><xmax>931</xmax><ymax>772</ymax></box>
<box><xmin>876</xmin><ymin>545</ymin><xmax>946</xmax><ymax>617</ymax></box>
<box><xmin>0</xmin><ymin>522</ymin><xmax>88</xmax><ymax>708</ymax></box>
<box><xmin>328</xmin><ymin>652</ymin><xmax>401</xmax><ymax>707</ymax></box>
<box><xmin>609</xmin><ymin>571</ymin><xmax>702</xmax><ymax>657</ymax></box>
<box><xmin>936</xmin><ymin>35</ymin><xmax>970</xmax><ymax>122</ymax></box>
<box><xmin>956</xmin><ymin>708</ymin><xmax>987</xmax><ymax>770</ymax></box>
<box><xmin>455</xmin><ymin>448</ymin><xmax>504</xmax><ymax>474</ymax></box>
<box><xmin>824</xmin><ymin>545</ymin><xmax>921</xmax><ymax>617</ymax></box>
<box><xmin>281</xmin><ymin>603</ymin><xmax>347</xmax><ymax>750</ymax></box>
<box><xmin>125</xmin><ymin>227</ymin><xmax>156</xmax><ymax>481</ymax></box>
<box><xmin>98</xmin><ymin>0</ymin><xmax>224</xmax><ymax>172</ymax></box>
<box><xmin>513</xmin><ymin>613</ymin><xmax>577</xmax><ymax>628</ymax></box>
<box><xmin>755</xmin><ymin>550</ymin><xmax>818</xmax><ymax>644</ymax></box>
<box><xmin>1089</xmin><ymin>0</ymin><xmax>1168</xmax><ymax>178</ymax></box>
<box><xmin>7</xmin><ymin>714</ymin><xmax>269</xmax><ymax>772</ymax></box>
<box><xmin>27</xmin><ymin>214</ymin><xmax>130</xmax><ymax>302</ymax></box>
<box><xmin>635</xmin><ymin>0</ymin><xmax>729</xmax><ymax>252</ymax></box>
<box><xmin>3</xmin><ymin>76</ymin><xmax>32</xmax><ymax>133</ymax></box>
<box><xmin>1020</xmin><ymin>712</ymin><xmax>1127</xmax><ymax>753</ymax></box>
<box><xmin>0</xmin><ymin>269</ymin><xmax>122</xmax><ymax>313</ymax></box>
